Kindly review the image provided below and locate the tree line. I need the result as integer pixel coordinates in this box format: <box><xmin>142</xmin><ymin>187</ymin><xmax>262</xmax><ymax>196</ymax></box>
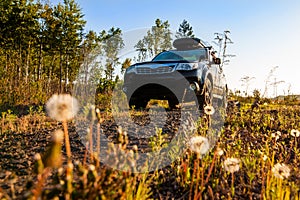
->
<box><xmin>0</xmin><ymin>0</ymin><xmax>195</xmax><ymax>108</ymax></box>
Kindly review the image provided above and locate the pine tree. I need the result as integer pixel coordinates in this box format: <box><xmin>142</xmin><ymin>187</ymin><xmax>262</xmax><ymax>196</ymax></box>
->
<box><xmin>51</xmin><ymin>0</ymin><xmax>86</xmax><ymax>92</ymax></box>
<box><xmin>175</xmin><ymin>19</ymin><xmax>195</xmax><ymax>39</ymax></box>
<box><xmin>80</xmin><ymin>30</ymin><xmax>102</xmax><ymax>85</ymax></box>
<box><xmin>100</xmin><ymin>27</ymin><xmax>124</xmax><ymax>80</ymax></box>
<box><xmin>0</xmin><ymin>0</ymin><xmax>87</xmax><ymax>105</ymax></box>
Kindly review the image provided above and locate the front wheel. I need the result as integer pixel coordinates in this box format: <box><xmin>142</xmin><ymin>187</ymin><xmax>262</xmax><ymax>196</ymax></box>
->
<box><xmin>198</xmin><ymin>78</ymin><xmax>213</xmax><ymax>110</ymax></box>
<box><xmin>168</xmin><ymin>98</ymin><xmax>179</xmax><ymax>110</ymax></box>
<box><xmin>129</xmin><ymin>97</ymin><xmax>149</xmax><ymax>110</ymax></box>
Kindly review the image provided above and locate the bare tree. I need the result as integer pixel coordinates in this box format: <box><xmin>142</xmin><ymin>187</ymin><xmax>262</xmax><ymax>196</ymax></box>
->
<box><xmin>213</xmin><ymin>30</ymin><xmax>235</xmax><ymax>67</ymax></box>
<box><xmin>262</xmin><ymin>66</ymin><xmax>278</xmax><ymax>97</ymax></box>
<box><xmin>240</xmin><ymin>76</ymin><xmax>255</xmax><ymax>96</ymax></box>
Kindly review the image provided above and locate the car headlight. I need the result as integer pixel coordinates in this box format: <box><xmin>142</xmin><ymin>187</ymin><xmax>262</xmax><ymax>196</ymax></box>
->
<box><xmin>126</xmin><ymin>65</ymin><xmax>136</xmax><ymax>74</ymax></box>
<box><xmin>176</xmin><ymin>63</ymin><xmax>198</xmax><ymax>71</ymax></box>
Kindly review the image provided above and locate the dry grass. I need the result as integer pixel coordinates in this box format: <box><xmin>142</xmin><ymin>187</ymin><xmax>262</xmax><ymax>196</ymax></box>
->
<box><xmin>0</xmin><ymin>100</ymin><xmax>299</xmax><ymax>199</ymax></box>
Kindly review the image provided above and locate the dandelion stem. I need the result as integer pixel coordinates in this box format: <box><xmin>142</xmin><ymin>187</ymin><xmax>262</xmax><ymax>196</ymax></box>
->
<box><xmin>189</xmin><ymin>158</ymin><xmax>197</xmax><ymax>200</ymax></box>
<box><xmin>89</xmin><ymin>123</ymin><xmax>94</xmax><ymax>162</ymax></box>
<box><xmin>195</xmin><ymin>160</ymin><xmax>205</xmax><ymax>200</ymax></box>
<box><xmin>65</xmin><ymin>161</ymin><xmax>73</xmax><ymax>200</ymax></box>
<box><xmin>231</xmin><ymin>172</ymin><xmax>235</xmax><ymax>197</ymax></box>
<box><xmin>278</xmin><ymin>178</ymin><xmax>282</xmax><ymax>199</ymax></box>
<box><xmin>32</xmin><ymin>168</ymin><xmax>50</xmax><ymax>200</ymax></box>
<box><xmin>205</xmin><ymin>146</ymin><xmax>218</xmax><ymax>184</ymax></box>
<box><xmin>83</xmin><ymin>141</ymin><xmax>88</xmax><ymax>167</ymax></box>
<box><xmin>194</xmin><ymin>157</ymin><xmax>200</xmax><ymax>200</ymax></box>
<box><xmin>261</xmin><ymin>155</ymin><xmax>265</xmax><ymax>199</ymax></box>
<box><xmin>62</xmin><ymin>120</ymin><xmax>72</xmax><ymax>160</ymax></box>
<box><xmin>96</xmin><ymin>122</ymin><xmax>101</xmax><ymax>167</ymax></box>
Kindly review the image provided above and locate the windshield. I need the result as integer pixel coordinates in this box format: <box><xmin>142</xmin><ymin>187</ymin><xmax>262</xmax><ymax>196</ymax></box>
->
<box><xmin>152</xmin><ymin>49</ymin><xmax>207</xmax><ymax>62</ymax></box>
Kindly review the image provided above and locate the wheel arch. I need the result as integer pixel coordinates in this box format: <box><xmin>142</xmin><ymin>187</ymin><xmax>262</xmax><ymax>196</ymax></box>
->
<box><xmin>200</xmin><ymin>66</ymin><xmax>213</xmax><ymax>87</ymax></box>
<box><xmin>201</xmin><ymin>70</ymin><xmax>214</xmax><ymax>92</ymax></box>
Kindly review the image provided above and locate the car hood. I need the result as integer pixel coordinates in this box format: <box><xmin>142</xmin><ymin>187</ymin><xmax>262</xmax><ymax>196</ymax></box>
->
<box><xmin>133</xmin><ymin>60</ymin><xmax>193</xmax><ymax>66</ymax></box>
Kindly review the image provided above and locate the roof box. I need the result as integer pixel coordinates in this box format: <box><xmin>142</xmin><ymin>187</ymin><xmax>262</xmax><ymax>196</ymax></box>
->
<box><xmin>173</xmin><ymin>38</ymin><xmax>206</xmax><ymax>50</ymax></box>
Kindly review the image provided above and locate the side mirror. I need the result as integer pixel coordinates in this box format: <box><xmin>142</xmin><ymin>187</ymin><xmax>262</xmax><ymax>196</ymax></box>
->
<box><xmin>214</xmin><ymin>58</ymin><xmax>221</xmax><ymax>65</ymax></box>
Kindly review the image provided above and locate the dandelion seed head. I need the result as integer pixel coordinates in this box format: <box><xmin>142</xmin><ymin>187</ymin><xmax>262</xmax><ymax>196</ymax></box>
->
<box><xmin>290</xmin><ymin>129</ymin><xmax>300</xmax><ymax>137</ymax></box>
<box><xmin>276</xmin><ymin>131</ymin><xmax>281</xmax><ymax>136</ymax></box>
<box><xmin>89</xmin><ymin>164</ymin><xmax>95</xmax><ymax>171</ymax></box>
<box><xmin>46</xmin><ymin>94</ymin><xmax>79</xmax><ymax>121</ymax></box>
<box><xmin>216</xmin><ymin>148</ymin><xmax>224</xmax><ymax>156</ymax></box>
<box><xmin>204</xmin><ymin>105</ymin><xmax>215</xmax><ymax>115</ymax></box>
<box><xmin>272</xmin><ymin>163</ymin><xmax>290</xmax><ymax>179</ymax></box>
<box><xmin>223</xmin><ymin>157</ymin><xmax>240</xmax><ymax>173</ymax></box>
<box><xmin>189</xmin><ymin>136</ymin><xmax>210</xmax><ymax>156</ymax></box>
<box><xmin>271</xmin><ymin>131</ymin><xmax>281</xmax><ymax>141</ymax></box>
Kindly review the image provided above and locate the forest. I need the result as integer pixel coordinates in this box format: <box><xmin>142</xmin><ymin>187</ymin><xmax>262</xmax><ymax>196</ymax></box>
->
<box><xmin>0</xmin><ymin>0</ymin><xmax>192</xmax><ymax>111</ymax></box>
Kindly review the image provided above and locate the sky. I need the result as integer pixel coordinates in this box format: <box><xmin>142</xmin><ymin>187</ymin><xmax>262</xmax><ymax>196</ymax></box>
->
<box><xmin>54</xmin><ymin>0</ymin><xmax>300</xmax><ymax>97</ymax></box>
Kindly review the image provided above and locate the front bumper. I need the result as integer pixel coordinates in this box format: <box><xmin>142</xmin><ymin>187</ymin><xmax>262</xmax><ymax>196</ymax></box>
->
<box><xmin>123</xmin><ymin>69</ymin><xmax>203</xmax><ymax>100</ymax></box>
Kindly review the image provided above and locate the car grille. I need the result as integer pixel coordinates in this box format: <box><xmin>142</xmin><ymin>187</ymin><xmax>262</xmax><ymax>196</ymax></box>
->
<box><xmin>136</xmin><ymin>65</ymin><xmax>174</xmax><ymax>74</ymax></box>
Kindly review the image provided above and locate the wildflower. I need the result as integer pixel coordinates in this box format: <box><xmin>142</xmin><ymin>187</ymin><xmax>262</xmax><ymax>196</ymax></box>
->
<box><xmin>58</xmin><ymin>167</ymin><xmax>64</xmax><ymax>176</ymax></box>
<box><xmin>34</xmin><ymin>153</ymin><xmax>44</xmax><ymax>174</ymax></box>
<box><xmin>258</xmin><ymin>150</ymin><xmax>268</xmax><ymax>161</ymax></box>
<box><xmin>132</xmin><ymin>145</ymin><xmax>138</xmax><ymax>151</ymax></box>
<box><xmin>34</xmin><ymin>153</ymin><xmax>42</xmax><ymax>161</ymax></box>
<box><xmin>89</xmin><ymin>164</ymin><xmax>95</xmax><ymax>171</ymax></box>
<box><xmin>204</xmin><ymin>105</ymin><xmax>215</xmax><ymax>115</ymax></box>
<box><xmin>52</xmin><ymin>129</ymin><xmax>64</xmax><ymax>143</ymax></box>
<box><xmin>216</xmin><ymin>147</ymin><xmax>224</xmax><ymax>156</ymax></box>
<box><xmin>42</xmin><ymin>130</ymin><xmax>64</xmax><ymax>168</ymax></box>
<box><xmin>263</xmin><ymin>155</ymin><xmax>268</xmax><ymax>161</ymax></box>
<box><xmin>46</xmin><ymin>94</ymin><xmax>79</xmax><ymax>121</ymax></box>
<box><xmin>290</xmin><ymin>129</ymin><xmax>300</xmax><ymax>137</ymax></box>
<box><xmin>271</xmin><ymin>163</ymin><xmax>290</xmax><ymax>179</ymax></box>
<box><xmin>223</xmin><ymin>158</ymin><xmax>240</xmax><ymax>173</ymax></box>
<box><xmin>189</xmin><ymin>136</ymin><xmax>210</xmax><ymax>156</ymax></box>
<box><xmin>271</xmin><ymin>131</ymin><xmax>281</xmax><ymax>141</ymax></box>
<box><xmin>87</xmin><ymin>105</ymin><xmax>96</xmax><ymax>121</ymax></box>
<box><xmin>95</xmin><ymin>107</ymin><xmax>103</xmax><ymax>123</ymax></box>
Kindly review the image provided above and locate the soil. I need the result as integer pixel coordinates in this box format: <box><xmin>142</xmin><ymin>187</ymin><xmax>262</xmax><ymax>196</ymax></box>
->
<box><xmin>0</xmin><ymin>110</ymin><xmax>191</xmax><ymax>199</ymax></box>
